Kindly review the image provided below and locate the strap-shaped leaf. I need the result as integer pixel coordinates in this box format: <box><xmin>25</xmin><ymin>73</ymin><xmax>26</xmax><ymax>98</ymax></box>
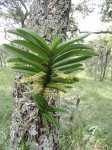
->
<box><xmin>53</xmin><ymin>56</ymin><xmax>91</xmax><ymax>68</ymax></box>
<box><xmin>43</xmin><ymin>112</ymin><xmax>60</xmax><ymax>127</ymax></box>
<box><xmin>54</xmin><ymin>44</ymin><xmax>94</xmax><ymax>57</ymax></box>
<box><xmin>8</xmin><ymin>29</ymin><xmax>51</xmax><ymax>57</ymax></box>
<box><xmin>55</xmin><ymin>33</ymin><xmax>91</xmax><ymax>54</ymax></box>
<box><xmin>12</xmin><ymin>40</ymin><xmax>49</xmax><ymax>61</ymax></box>
<box><xmin>8</xmin><ymin>58</ymin><xmax>46</xmax><ymax>71</ymax></box>
<box><xmin>52</xmin><ymin>50</ymin><xmax>98</xmax><ymax>64</ymax></box>
<box><xmin>12</xmin><ymin>69</ymin><xmax>36</xmax><ymax>75</ymax></box>
<box><xmin>42</xmin><ymin>114</ymin><xmax>49</xmax><ymax>130</ymax></box>
<box><xmin>18</xmin><ymin>132</ymin><xmax>26</xmax><ymax>149</ymax></box>
<box><xmin>12</xmin><ymin>64</ymin><xmax>40</xmax><ymax>72</ymax></box>
<box><xmin>8</xmin><ymin>29</ymin><xmax>43</xmax><ymax>49</ymax></box>
<box><xmin>7</xmin><ymin>58</ymin><xmax>32</xmax><ymax>66</ymax></box>
<box><xmin>8</xmin><ymin>58</ymin><xmax>26</xmax><ymax>63</ymax></box>
<box><xmin>7</xmin><ymin>29</ymin><xmax>28</xmax><ymax>40</ymax></box>
<box><xmin>63</xmin><ymin>67</ymin><xmax>84</xmax><ymax>74</ymax></box>
<box><xmin>3</xmin><ymin>44</ymin><xmax>46</xmax><ymax>72</ymax></box>
<box><xmin>35</xmin><ymin>94</ymin><xmax>49</xmax><ymax>109</ymax></box>
<box><xmin>33</xmin><ymin>94</ymin><xmax>47</xmax><ymax>111</ymax></box>
<box><xmin>17</xmin><ymin>28</ymin><xmax>51</xmax><ymax>51</ymax></box>
<box><xmin>51</xmin><ymin>35</ymin><xmax>63</xmax><ymax>51</ymax></box>
<box><xmin>53</xmin><ymin>63</ymin><xmax>83</xmax><ymax>71</ymax></box>
<box><xmin>12</xmin><ymin>65</ymin><xmax>40</xmax><ymax>75</ymax></box>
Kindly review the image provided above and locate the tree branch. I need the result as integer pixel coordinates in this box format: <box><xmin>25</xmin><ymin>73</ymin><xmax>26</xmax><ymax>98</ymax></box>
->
<box><xmin>70</xmin><ymin>27</ymin><xmax>112</xmax><ymax>34</ymax></box>
<box><xmin>19</xmin><ymin>0</ymin><xmax>29</xmax><ymax>27</ymax></box>
<box><xmin>78</xmin><ymin>28</ymin><xmax>112</xmax><ymax>34</ymax></box>
<box><xmin>19</xmin><ymin>0</ymin><xmax>29</xmax><ymax>15</ymax></box>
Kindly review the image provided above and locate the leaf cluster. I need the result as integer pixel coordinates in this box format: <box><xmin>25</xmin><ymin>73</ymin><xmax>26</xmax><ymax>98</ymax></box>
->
<box><xmin>3</xmin><ymin>28</ymin><xmax>98</xmax><ymax>128</ymax></box>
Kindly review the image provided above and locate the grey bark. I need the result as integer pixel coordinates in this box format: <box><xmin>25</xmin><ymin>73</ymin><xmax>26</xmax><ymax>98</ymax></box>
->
<box><xmin>10</xmin><ymin>0</ymin><xmax>71</xmax><ymax>149</ymax></box>
<box><xmin>29</xmin><ymin>0</ymin><xmax>71</xmax><ymax>42</ymax></box>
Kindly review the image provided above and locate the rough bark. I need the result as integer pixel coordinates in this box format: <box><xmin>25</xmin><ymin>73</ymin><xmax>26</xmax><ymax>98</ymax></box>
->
<box><xmin>29</xmin><ymin>0</ymin><xmax>71</xmax><ymax>42</ymax></box>
<box><xmin>10</xmin><ymin>0</ymin><xmax>71</xmax><ymax>149</ymax></box>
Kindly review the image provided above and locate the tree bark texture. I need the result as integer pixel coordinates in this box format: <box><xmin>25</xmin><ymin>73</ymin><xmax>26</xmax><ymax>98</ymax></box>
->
<box><xmin>10</xmin><ymin>0</ymin><xmax>71</xmax><ymax>149</ymax></box>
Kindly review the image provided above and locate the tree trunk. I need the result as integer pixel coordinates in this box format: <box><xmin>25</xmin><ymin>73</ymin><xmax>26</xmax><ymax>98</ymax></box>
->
<box><xmin>110</xmin><ymin>59</ymin><xmax>112</xmax><ymax>81</ymax></box>
<box><xmin>100</xmin><ymin>50</ymin><xmax>110</xmax><ymax>81</ymax></box>
<box><xmin>0</xmin><ymin>56</ymin><xmax>3</xmax><ymax>70</ymax></box>
<box><xmin>10</xmin><ymin>0</ymin><xmax>71</xmax><ymax>149</ymax></box>
<box><xmin>94</xmin><ymin>66</ymin><xmax>97</xmax><ymax>81</ymax></box>
<box><xmin>99</xmin><ymin>52</ymin><xmax>104</xmax><ymax>81</ymax></box>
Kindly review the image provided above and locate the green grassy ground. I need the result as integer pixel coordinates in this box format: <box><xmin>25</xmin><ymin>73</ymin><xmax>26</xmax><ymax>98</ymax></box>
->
<box><xmin>0</xmin><ymin>68</ymin><xmax>15</xmax><ymax>150</ymax></box>
<box><xmin>60</xmin><ymin>76</ymin><xmax>112</xmax><ymax>150</ymax></box>
<box><xmin>0</xmin><ymin>69</ymin><xmax>112</xmax><ymax>149</ymax></box>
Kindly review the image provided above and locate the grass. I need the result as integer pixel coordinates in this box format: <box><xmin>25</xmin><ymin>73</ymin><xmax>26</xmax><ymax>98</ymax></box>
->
<box><xmin>60</xmin><ymin>76</ymin><xmax>112</xmax><ymax>150</ymax></box>
<box><xmin>0</xmin><ymin>69</ymin><xmax>112</xmax><ymax>149</ymax></box>
<box><xmin>0</xmin><ymin>68</ymin><xmax>15</xmax><ymax>150</ymax></box>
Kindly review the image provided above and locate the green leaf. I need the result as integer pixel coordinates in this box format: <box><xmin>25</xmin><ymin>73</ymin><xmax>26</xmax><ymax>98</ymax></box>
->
<box><xmin>35</xmin><ymin>94</ymin><xmax>49</xmax><ymax>109</ymax></box>
<box><xmin>12</xmin><ymin>68</ymin><xmax>36</xmax><ymax>75</ymax></box>
<box><xmin>42</xmin><ymin>114</ymin><xmax>49</xmax><ymax>131</ymax></box>
<box><xmin>7</xmin><ymin>29</ymin><xmax>28</xmax><ymax>40</ymax></box>
<box><xmin>7</xmin><ymin>58</ymin><xmax>26</xmax><ymax>64</ymax></box>
<box><xmin>3</xmin><ymin>44</ymin><xmax>46</xmax><ymax>72</ymax></box>
<box><xmin>12</xmin><ymin>40</ymin><xmax>49</xmax><ymax>61</ymax></box>
<box><xmin>8</xmin><ymin>29</ymin><xmax>43</xmax><ymax>49</ymax></box>
<box><xmin>33</xmin><ymin>94</ymin><xmax>50</xmax><ymax>112</ymax></box>
<box><xmin>53</xmin><ymin>63</ymin><xmax>83</xmax><ymax>71</ymax></box>
<box><xmin>17</xmin><ymin>28</ymin><xmax>51</xmax><ymax>51</ymax></box>
<box><xmin>12</xmin><ymin>64</ymin><xmax>40</xmax><ymax>73</ymax></box>
<box><xmin>8</xmin><ymin>29</ymin><xmax>51</xmax><ymax>57</ymax></box>
<box><xmin>48</xmin><ymin>106</ymin><xmax>67</xmax><ymax>113</ymax></box>
<box><xmin>54</xmin><ymin>44</ymin><xmax>94</xmax><ymax>57</ymax></box>
<box><xmin>51</xmin><ymin>35</ymin><xmax>63</xmax><ymax>51</ymax></box>
<box><xmin>53</xmin><ymin>50</ymin><xmax>98</xmax><ymax>64</ymax></box>
<box><xmin>8</xmin><ymin>58</ymin><xmax>46</xmax><ymax>71</ymax></box>
<box><xmin>32</xmin><ymin>94</ymin><xmax>46</xmax><ymax>111</ymax></box>
<box><xmin>43</xmin><ymin>112</ymin><xmax>60</xmax><ymax>127</ymax></box>
<box><xmin>18</xmin><ymin>132</ymin><xmax>26</xmax><ymax>150</ymax></box>
<box><xmin>7</xmin><ymin>58</ymin><xmax>28</xmax><ymax>65</ymax></box>
<box><xmin>63</xmin><ymin>67</ymin><xmax>84</xmax><ymax>74</ymax></box>
<box><xmin>53</xmin><ymin>56</ymin><xmax>92</xmax><ymax>68</ymax></box>
<box><xmin>55</xmin><ymin>33</ymin><xmax>91</xmax><ymax>54</ymax></box>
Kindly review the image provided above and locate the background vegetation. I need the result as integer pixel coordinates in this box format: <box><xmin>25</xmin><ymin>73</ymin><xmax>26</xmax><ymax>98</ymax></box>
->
<box><xmin>0</xmin><ymin>68</ymin><xmax>112</xmax><ymax>149</ymax></box>
<box><xmin>0</xmin><ymin>0</ymin><xmax>112</xmax><ymax>149</ymax></box>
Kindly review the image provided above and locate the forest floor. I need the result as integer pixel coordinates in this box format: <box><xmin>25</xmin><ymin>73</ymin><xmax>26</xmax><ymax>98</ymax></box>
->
<box><xmin>0</xmin><ymin>68</ymin><xmax>112</xmax><ymax>150</ymax></box>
